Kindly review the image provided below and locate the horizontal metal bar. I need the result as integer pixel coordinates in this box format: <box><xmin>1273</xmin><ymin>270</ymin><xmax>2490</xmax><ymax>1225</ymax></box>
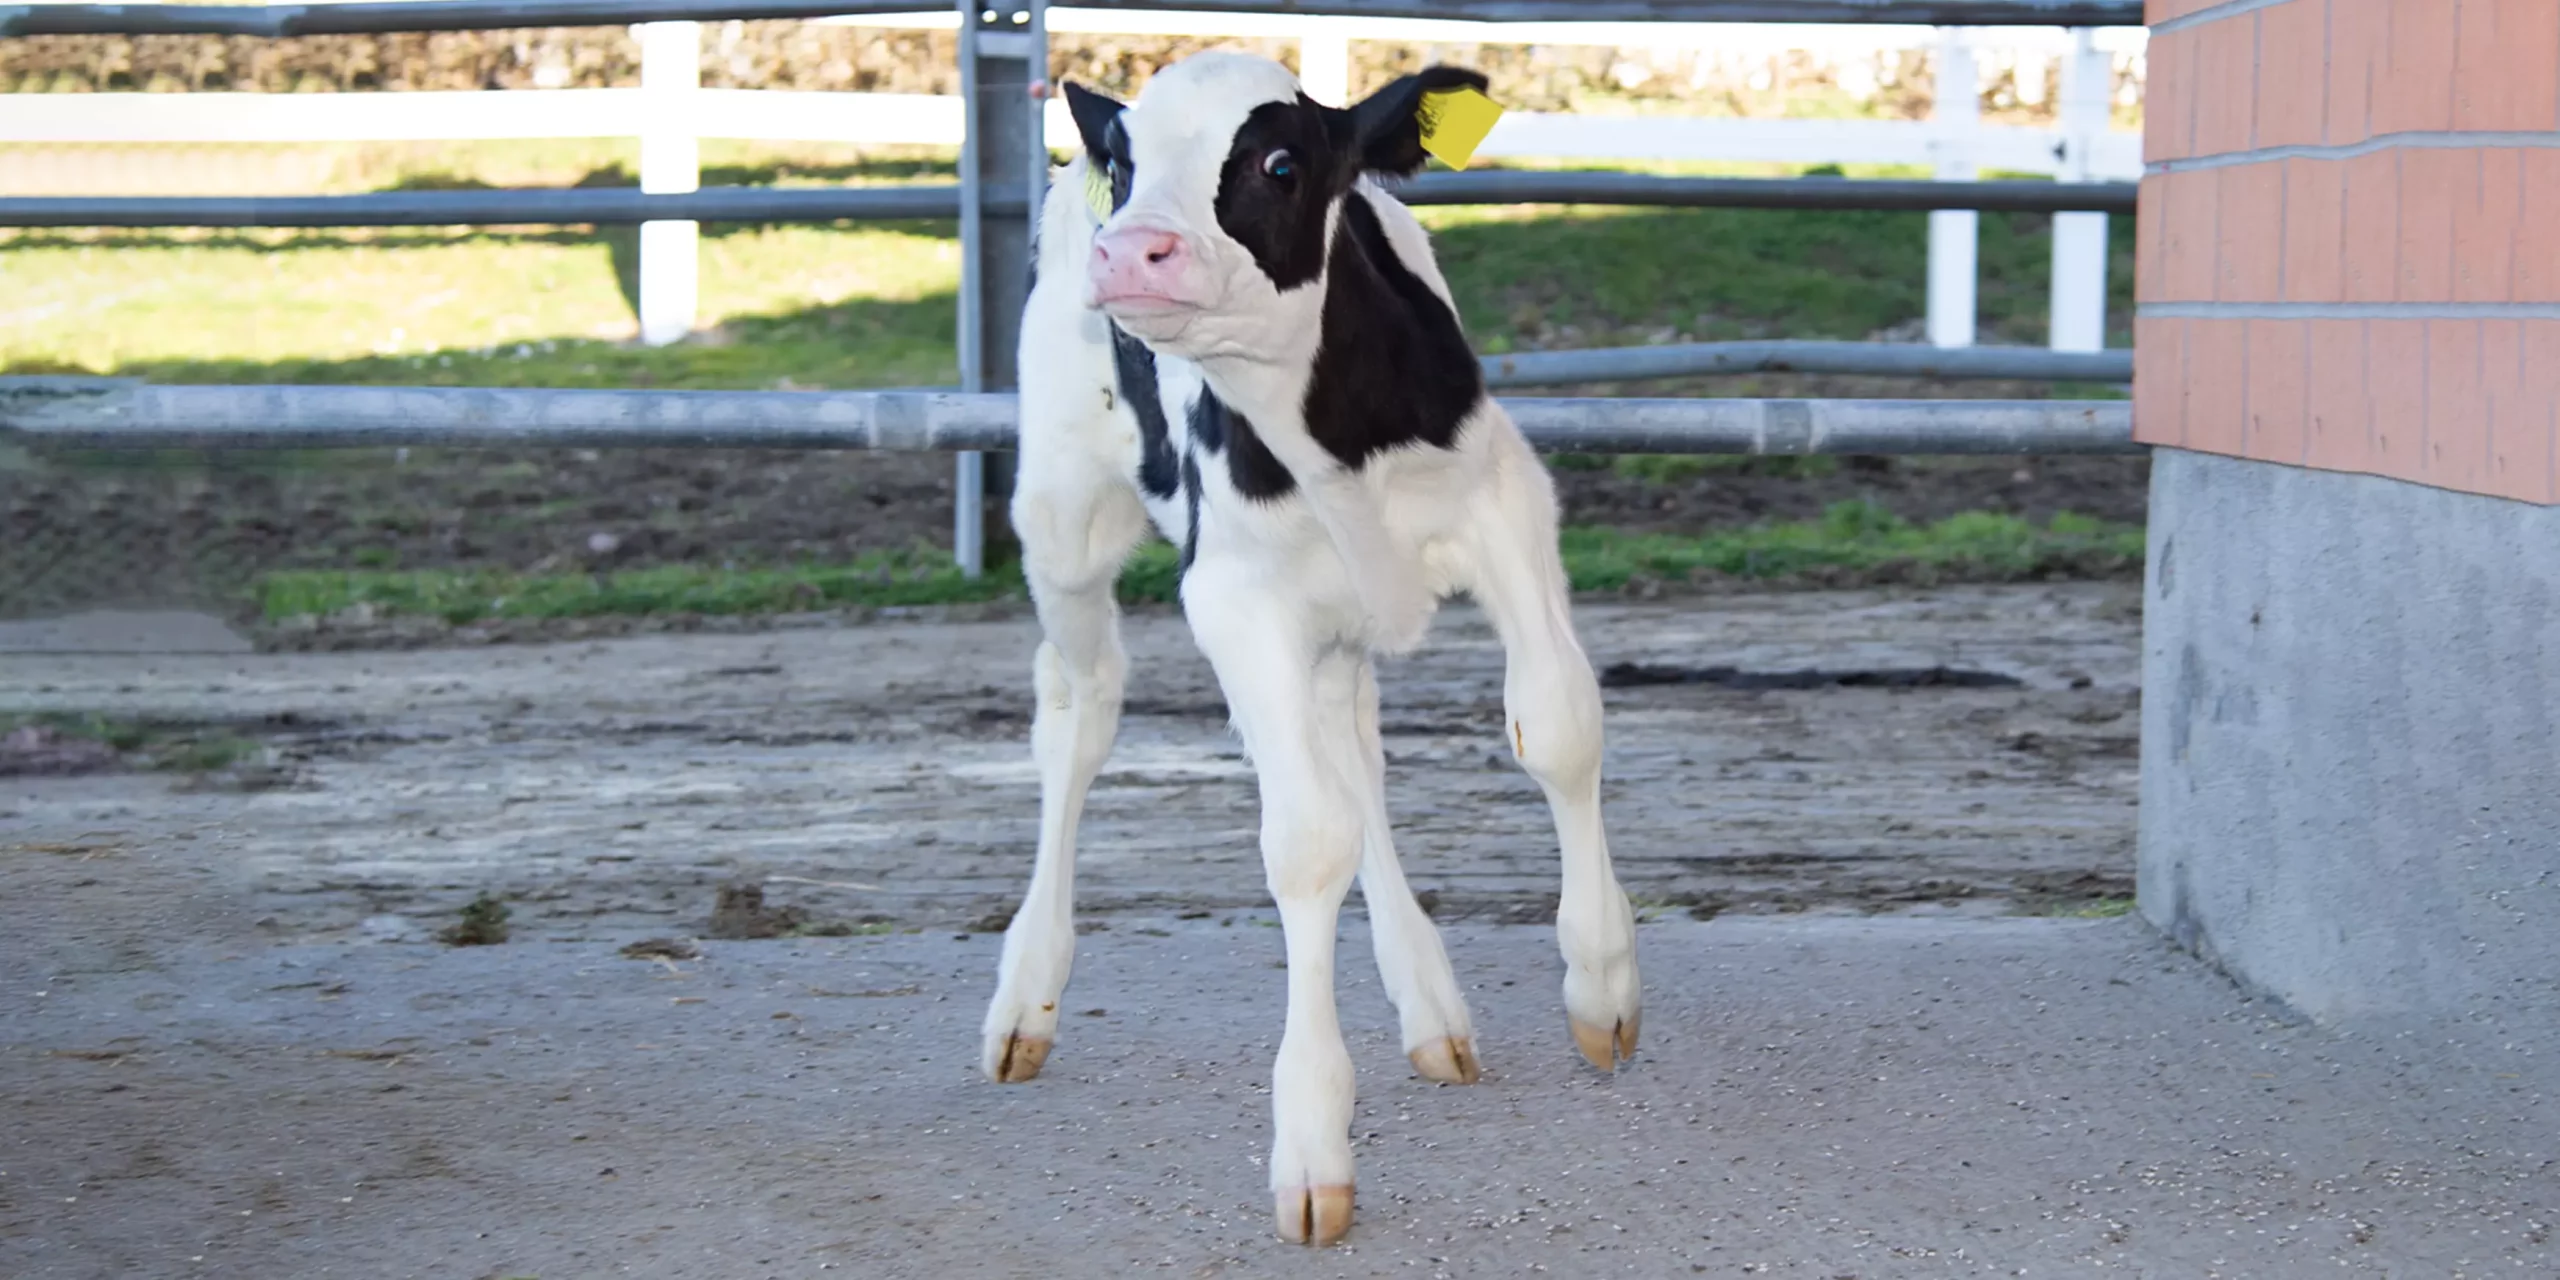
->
<box><xmin>0</xmin><ymin>0</ymin><xmax>944</xmax><ymax>38</ymax></box>
<box><xmin>1503</xmin><ymin>395</ymin><xmax>2136</xmax><ymax>454</ymax></box>
<box><xmin>0</xmin><ymin>379</ymin><xmax>2140</xmax><ymax>455</ymax></box>
<box><xmin>1398</xmin><ymin>172</ymin><xmax>2139</xmax><ymax>213</ymax></box>
<box><xmin>1482</xmin><ymin>340</ymin><xmax>2132</xmax><ymax>387</ymax></box>
<box><xmin>1</xmin><ymin>0</ymin><xmax>2144</xmax><ymax>40</ymax></box>
<box><xmin>0</xmin><ymin>185</ymin><xmax>1002</xmax><ymax>229</ymax></box>
<box><xmin>0</xmin><ymin>174</ymin><xmax>2133</xmax><ymax>229</ymax></box>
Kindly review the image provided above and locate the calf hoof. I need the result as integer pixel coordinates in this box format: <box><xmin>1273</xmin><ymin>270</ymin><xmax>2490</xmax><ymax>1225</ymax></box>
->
<box><xmin>1407</xmin><ymin>1035</ymin><xmax>1481</xmax><ymax>1085</ymax></box>
<box><xmin>987</xmin><ymin>1031</ymin><xmax>1051</xmax><ymax>1083</ymax></box>
<box><xmin>1274</xmin><ymin>1185</ymin><xmax>1355</xmax><ymax>1246</ymax></box>
<box><xmin>1568</xmin><ymin>1013</ymin><xmax>1639</xmax><ymax>1073</ymax></box>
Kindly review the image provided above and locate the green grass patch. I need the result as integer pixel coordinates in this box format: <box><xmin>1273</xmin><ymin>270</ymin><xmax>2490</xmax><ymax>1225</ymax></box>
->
<box><xmin>4</xmin><ymin>148</ymin><xmax>2136</xmax><ymax>389</ymax></box>
<box><xmin>0</xmin><ymin>710</ymin><xmax>261</xmax><ymax>773</ymax></box>
<box><xmin>1559</xmin><ymin>502</ymin><xmax>2143</xmax><ymax>591</ymax></box>
<box><xmin>254</xmin><ymin>505</ymin><xmax>2140</xmax><ymax>625</ymax></box>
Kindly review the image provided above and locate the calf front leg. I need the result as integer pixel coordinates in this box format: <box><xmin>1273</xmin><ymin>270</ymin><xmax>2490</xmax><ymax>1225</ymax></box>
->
<box><xmin>1465</xmin><ymin>444</ymin><xmax>1642</xmax><ymax>1071</ymax></box>
<box><xmin>981</xmin><ymin>468</ymin><xmax>1148</xmax><ymax>1083</ymax></box>
<box><xmin>1185</xmin><ymin>571</ymin><xmax>1364</xmax><ymax>1245</ymax></box>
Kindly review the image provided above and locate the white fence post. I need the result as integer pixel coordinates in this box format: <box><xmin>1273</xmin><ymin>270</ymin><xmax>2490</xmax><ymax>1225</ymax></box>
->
<box><xmin>1298</xmin><ymin>21</ymin><xmax>1351</xmax><ymax>105</ymax></box>
<box><xmin>1926</xmin><ymin>27</ymin><xmax>1978</xmax><ymax>350</ymax></box>
<box><xmin>2048</xmin><ymin>27</ymin><xmax>2111</xmax><ymax>353</ymax></box>
<box><xmin>637</xmin><ymin>21</ymin><xmax>701</xmax><ymax>348</ymax></box>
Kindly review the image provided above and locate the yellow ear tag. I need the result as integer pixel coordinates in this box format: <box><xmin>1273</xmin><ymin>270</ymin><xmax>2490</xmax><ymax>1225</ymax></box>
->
<box><xmin>1083</xmin><ymin>162</ymin><xmax>1114</xmax><ymax>221</ymax></box>
<box><xmin>1416</xmin><ymin>86</ymin><xmax>1503</xmax><ymax>170</ymax></box>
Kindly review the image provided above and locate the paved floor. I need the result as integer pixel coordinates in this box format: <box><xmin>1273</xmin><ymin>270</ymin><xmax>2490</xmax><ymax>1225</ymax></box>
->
<box><xmin>4</xmin><ymin>909</ymin><xmax>2551</xmax><ymax>1279</ymax></box>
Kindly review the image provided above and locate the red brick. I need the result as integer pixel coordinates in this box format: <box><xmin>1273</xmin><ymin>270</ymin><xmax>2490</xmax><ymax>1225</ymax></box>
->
<box><xmin>2143</xmin><ymin>27</ymin><xmax>2194</xmax><ymax>166</ymax></box>
<box><xmin>2185</xmin><ymin>318</ymin><xmax>2251</xmax><ymax>457</ymax></box>
<box><xmin>2480</xmin><ymin>320</ymin><xmax>2550</xmax><ymax>503</ymax></box>
<box><xmin>2135</xmin><ymin>315</ymin><xmax>2188</xmax><ymax>447</ymax></box>
<box><xmin>2136</xmin><ymin>174</ymin><xmax>2169</xmax><ymax>303</ymax></box>
<box><xmin>2147</xmin><ymin>0</ymin><xmax>2220</xmax><ymax>22</ymax></box>
<box><xmin>2255</xmin><ymin>0</ymin><xmax>2329</xmax><ymax>148</ymax></box>
<box><xmin>2396</xmin><ymin>149</ymin><xmax>2469</xmax><ymax>303</ymax></box>
<box><xmin>2191</xmin><ymin>17</ymin><xmax>2260</xmax><ymax>157</ymax></box>
<box><xmin>2305</xmin><ymin>320</ymin><xmax>2372</xmax><ymax>473</ymax></box>
<box><xmin>2161</xmin><ymin>168</ymin><xmax>2222</xmax><ymax>303</ymax></box>
<box><xmin>2340</xmin><ymin>150</ymin><xmax>2401</xmax><ymax>303</ymax></box>
<box><xmin>2454</xmin><ymin>149</ymin><xmax>2522</xmax><ymax>304</ymax></box>
<box><xmin>2422</xmin><ymin>320</ymin><xmax>2488</xmax><ymax>495</ymax></box>
<box><xmin>2522</xmin><ymin>321</ymin><xmax>2560</xmax><ymax>504</ymax></box>
<box><xmin>2325</xmin><ymin>0</ymin><xmax>2386</xmax><ymax>146</ymax></box>
<box><xmin>2375</xmin><ymin>0</ymin><xmax>2459</xmax><ymax>134</ymax></box>
<box><xmin>2453</xmin><ymin>0</ymin><xmax>2513</xmax><ymax>131</ymax></box>
<box><xmin>2217</xmin><ymin>162</ymin><xmax>2286</xmax><ymax>302</ymax></box>
<box><xmin>2483</xmin><ymin>0</ymin><xmax>2560</xmax><ymax>132</ymax></box>
<box><xmin>2245</xmin><ymin>319</ymin><xmax>2311</xmax><ymax>463</ymax></box>
<box><xmin>2282</xmin><ymin>157</ymin><xmax>2346</xmax><ymax>301</ymax></box>
<box><xmin>2366</xmin><ymin>318</ymin><xmax>2430</xmax><ymax>481</ymax></box>
<box><xmin>2519</xmin><ymin>151</ymin><xmax>2560</xmax><ymax>303</ymax></box>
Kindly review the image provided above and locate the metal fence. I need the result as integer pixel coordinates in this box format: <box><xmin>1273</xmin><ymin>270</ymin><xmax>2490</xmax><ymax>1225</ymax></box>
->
<box><xmin>1</xmin><ymin>0</ymin><xmax>2146</xmax><ymax>619</ymax></box>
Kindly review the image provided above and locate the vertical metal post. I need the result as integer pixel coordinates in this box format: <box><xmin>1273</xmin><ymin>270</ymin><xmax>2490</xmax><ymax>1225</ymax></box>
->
<box><xmin>1927</xmin><ymin>27</ymin><xmax>1979</xmax><ymax>350</ymax></box>
<box><xmin>636</xmin><ymin>20</ymin><xmax>700</xmax><ymax>347</ymax></box>
<box><xmin>2049</xmin><ymin>28</ymin><xmax>2112</xmax><ymax>354</ymax></box>
<box><xmin>954</xmin><ymin>0</ymin><xmax>1043</xmax><ymax>578</ymax></box>
<box><xmin>1299</xmin><ymin>20</ymin><xmax>1352</xmax><ymax>104</ymax></box>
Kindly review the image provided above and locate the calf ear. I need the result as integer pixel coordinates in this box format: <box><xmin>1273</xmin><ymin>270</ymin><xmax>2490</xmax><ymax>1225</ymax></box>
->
<box><xmin>1063</xmin><ymin>81</ymin><xmax>1126</xmax><ymax>165</ymax></box>
<box><xmin>1344</xmin><ymin>66</ymin><xmax>1491</xmax><ymax>176</ymax></box>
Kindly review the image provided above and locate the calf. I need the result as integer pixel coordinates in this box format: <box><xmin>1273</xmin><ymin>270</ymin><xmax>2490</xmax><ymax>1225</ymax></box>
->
<box><xmin>980</xmin><ymin>52</ymin><xmax>1641</xmax><ymax>1246</ymax></box>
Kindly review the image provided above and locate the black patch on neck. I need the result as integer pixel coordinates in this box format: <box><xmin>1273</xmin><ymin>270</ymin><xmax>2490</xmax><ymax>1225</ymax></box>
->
<box><xmin>1300</xmin><ymin>191</ymin><xmax>1483</xmax><ymax>469</ymax></box>
<box><xmin>1188</xmin><ymin>388</ymin><xmax>1294</xmax><ymax>502</ymax></box>
<box><xmin>1177</xmin><ymin>452</ymin><xmax>1204</xmax><ymax>573</ymax></box>
<box><xmin>1109</xmin><ymin>322</ymin><xmax>1180</xmax><ymax>501</ymax></box>
<box><xmin>1212</xmin><ymin>97</ymin><xmax>1343</xmax><ymax>292</ymax></box>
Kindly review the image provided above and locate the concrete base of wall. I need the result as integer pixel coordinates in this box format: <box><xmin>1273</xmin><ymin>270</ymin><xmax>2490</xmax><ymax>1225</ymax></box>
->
<box><xmin>2139</xmin><ymin>449</ymin><xmax>2560</xmax><ymax>1030</ymax></box>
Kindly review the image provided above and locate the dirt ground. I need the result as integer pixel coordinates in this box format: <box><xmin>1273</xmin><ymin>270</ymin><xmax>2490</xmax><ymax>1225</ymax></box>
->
<box><xmin>3</xmin><ymin>585</ymin><xmax>2140</xmax><ymax>939</ymax></box>
<box><xmin>0</xmin><ymin>444</ymin><xmax>2148</xmax><ymax>621</ymax></box>
<box><xmin>8</xmin><ymin>590</ymin><xmax>2552</xmax><ymax>1280</ymax></box>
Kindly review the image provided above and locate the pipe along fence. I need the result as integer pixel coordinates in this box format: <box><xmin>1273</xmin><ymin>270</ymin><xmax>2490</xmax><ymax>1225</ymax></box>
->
<box><xmin>2</xmin><ymin>0</ymin><xmax>2144</xmax><ymax>576</ymax></box>
<box><xmin>0</xmin><ymin>379</ymin><xmax>2140</xmax><ymax>455</ymax></box>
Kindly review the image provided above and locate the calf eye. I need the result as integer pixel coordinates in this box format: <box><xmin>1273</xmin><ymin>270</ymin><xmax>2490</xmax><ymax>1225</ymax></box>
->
<box><xmin>1261</xmin><ymin>149</ymin><xmax>1296</xmax><ymax>182</ymax></box>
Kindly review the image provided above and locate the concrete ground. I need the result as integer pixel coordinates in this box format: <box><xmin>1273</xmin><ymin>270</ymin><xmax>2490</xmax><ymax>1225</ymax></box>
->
<box><xmin>4</xmin><ymin>909</ymin><xmax>2553</xmax><ymax>1279</ymax></box>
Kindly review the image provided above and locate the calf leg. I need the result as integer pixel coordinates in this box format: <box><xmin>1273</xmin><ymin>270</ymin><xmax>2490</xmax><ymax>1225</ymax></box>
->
<box><xmin>1320</xmin><ymin>652</ymin><xmax>1479</xmax><ymax>1084</ymax></box>
<box><xmin>981</xmin><ymin>462</ymin><xmax>1149</xmax><ymax>1083</ymax></box>
<box><xmin>1184</xmin><ymin>569</ymin><xmax>1364</xmax><ymax>1245</ymax></box>
<box><xmin>1464</xmin><ymin>446</ymin><xmax>1642</xmax><ymax>1071</ymax></box>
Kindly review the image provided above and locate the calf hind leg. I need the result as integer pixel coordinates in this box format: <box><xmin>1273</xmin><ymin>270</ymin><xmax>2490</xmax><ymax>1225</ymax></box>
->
<box><xmin>1322</xmin><ymin>653</ymin><xmax>1479</xmax><ymax>1084</ymax></box>
<box><xmin>981</xmin><ymin>465</ymin><xmax>1150</xmax><ymax>1083</ymax></box>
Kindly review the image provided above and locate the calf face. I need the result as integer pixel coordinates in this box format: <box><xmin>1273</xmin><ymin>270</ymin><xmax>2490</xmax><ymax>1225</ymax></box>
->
<box><xmin>1064</xmin><ymin>53</ymin><xmax>1486</xmax><ymax>359</ymax></box>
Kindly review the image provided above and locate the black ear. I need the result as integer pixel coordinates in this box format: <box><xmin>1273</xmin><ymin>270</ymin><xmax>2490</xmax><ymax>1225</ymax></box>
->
<box><xmin>1063</xmin><ymin>81</ymin><xmax>1125</xmax><ymax>165</ymax></box>
<box><xmin>1343</xmin><ymin>66</ymin><xmax>1490</xmax><ymax>176</ymax></box>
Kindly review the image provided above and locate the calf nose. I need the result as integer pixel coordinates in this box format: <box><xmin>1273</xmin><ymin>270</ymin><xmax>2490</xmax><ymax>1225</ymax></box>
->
<box><xmin>1089</xmin><ymin>226</ymin><xmax>1194</xmax><ymax>305</ymax></box>
<box><xmin>1098</xmin><ymin>228</ymin><xmax>1184</xmax><ymax>269</ymax></box>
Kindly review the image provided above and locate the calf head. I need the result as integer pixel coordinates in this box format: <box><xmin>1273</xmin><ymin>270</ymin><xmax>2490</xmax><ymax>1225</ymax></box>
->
<box><xmin>1064</xmin><ymin>53</ymin><xmax>1486</xmax><ymax>361</ymax></box>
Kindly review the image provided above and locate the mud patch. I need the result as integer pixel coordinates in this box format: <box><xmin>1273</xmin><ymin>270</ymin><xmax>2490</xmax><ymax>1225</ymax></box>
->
<box><xmin>1599</xmin><ymin>663</ymin><xmax>2023</xmax><ymax>690</ymax></box>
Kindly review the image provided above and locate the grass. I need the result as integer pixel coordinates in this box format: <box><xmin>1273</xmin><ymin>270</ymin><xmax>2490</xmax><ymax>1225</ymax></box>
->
<box><xmin>1</xmin><ymin>147</ymin><xmax>2137</xmax><ymax>390</ymax></box>
<box><xmin>252</xmin><ymin>501</ymin><xmax>2140</xmax><ymax>625</ymax></box>
<box><xmin>0</xmin><ymin>710</ymin><xmax>262</xmax><ymax>773</ymax></box>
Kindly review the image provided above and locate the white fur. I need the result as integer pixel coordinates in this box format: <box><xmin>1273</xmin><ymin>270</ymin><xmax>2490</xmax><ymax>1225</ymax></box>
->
<box><xmin>982</xmin><ymin>52</ymin><xmax>1641</xmax><ymax>1244</ymax></box>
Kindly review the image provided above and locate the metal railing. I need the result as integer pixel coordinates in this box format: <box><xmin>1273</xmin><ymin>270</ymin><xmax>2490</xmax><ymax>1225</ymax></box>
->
<box><xmin>2</xmin><ymin>1</ymin><xmax>2147</xmax><ymax>38</ymax></box>
<box><xmin>0</xmin><ymin>378</ymin><xmax>2142</xmax><ymax>454</ymax></box>
<box><xmin>2</xmin><ymin>0</ymin><xmax>2148</xmax><ymax>579</ymax></box>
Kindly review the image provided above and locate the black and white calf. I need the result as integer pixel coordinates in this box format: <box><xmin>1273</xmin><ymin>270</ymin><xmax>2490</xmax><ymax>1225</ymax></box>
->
<box><xmin>981</xmin><ymin>52</ymin><xmax>1641</xmax><ymax>1246</ymax></box>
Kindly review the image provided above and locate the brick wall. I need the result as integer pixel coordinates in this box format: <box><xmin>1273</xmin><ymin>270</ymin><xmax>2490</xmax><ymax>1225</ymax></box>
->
<box><xmin>2137</xmin><ymin>0</ymin><xmax>2560</xmax><ymax>504</ymax></box>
